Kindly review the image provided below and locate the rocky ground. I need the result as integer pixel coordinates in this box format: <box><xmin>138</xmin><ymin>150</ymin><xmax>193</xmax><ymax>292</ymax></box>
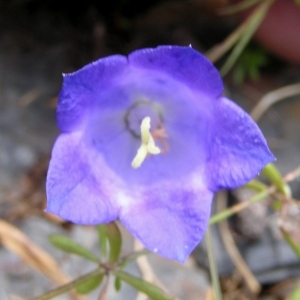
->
<box><xmin>0</xmin><ymin>1</ymin><xmax>300</xmax><ymax>299</ymax></box>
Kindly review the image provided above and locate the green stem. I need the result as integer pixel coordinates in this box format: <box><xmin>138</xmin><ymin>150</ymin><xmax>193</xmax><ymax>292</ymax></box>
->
<box><xmin>29</xmin><ymin>267</ymin><xmax>105</xmax><ymax>300</ymax></box>
<box><xmin>210</xmin><ymin>166</ymin><xmax>300</xmax><ymax>225</ymax></box>
<box><xmin>119</xmin><ymin>249</ymin><xmax>150</xmax><ymax>268</ymax></box>
<box><xmin>205</xmin><ymin>226</ymin><xmax>222</xmax><ymax>300</ymax></box>
<box><xmin>245</xmin><ymin>179</ymin><xmax>267</xmax><ymax>191</ymax></box>
<box><xmin>281</xmin><ymin>229</ymin><xmax>300</xmax><ymax>259</ymax></box>
<box><xmin>209</xmin><ymin>188</ymin><xmax>273</xmax><ymax>225</ymax></box>
<box><xmin>261</xmin><ymin>163</ymin><xmax>289</xmax><ymax>196</ymax></box>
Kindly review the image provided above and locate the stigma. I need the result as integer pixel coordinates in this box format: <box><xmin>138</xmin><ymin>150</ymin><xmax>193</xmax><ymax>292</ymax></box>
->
<box><xmin>131</xmin><ymin>117</ymin><xmax>161</xmax><ymax>169</ymax></box>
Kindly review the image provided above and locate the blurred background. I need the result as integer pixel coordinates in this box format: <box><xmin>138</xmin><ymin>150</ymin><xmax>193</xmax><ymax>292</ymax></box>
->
<box><xmin>0</xmin><ymin>0</ymin><xmax>300</xmax><ymax>299</ymax></box>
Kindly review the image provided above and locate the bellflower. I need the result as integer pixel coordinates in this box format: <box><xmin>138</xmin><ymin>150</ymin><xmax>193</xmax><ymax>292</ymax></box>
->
<box><xmin>46</xmin><ymin>45</ymin><xmax>274</xmax><ymax>263</ymax></box>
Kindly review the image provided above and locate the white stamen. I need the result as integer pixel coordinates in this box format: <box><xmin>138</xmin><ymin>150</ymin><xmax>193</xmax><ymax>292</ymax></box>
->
<box><xmin>131</xmin><ymin>116</ymin><xmax>161</xmax><ymax>169</ymax></box>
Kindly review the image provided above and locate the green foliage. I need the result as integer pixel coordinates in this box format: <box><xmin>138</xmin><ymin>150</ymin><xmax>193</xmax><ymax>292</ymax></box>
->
<box><xmin>106</xmin><ymin>222</ymin><xmax>122</xmax><ymax>263</ymax></box>
<box><xmin>245</xmin><ymin>179</ymin><xmax>267</xmax><ymax>191</ymax></box>
<box><xmin>281</xmin><ymin>229</ymin><xmax>300</xmax><ymax>259</ymax></box>
<box><xmin>261</xmin><ymin>163</ymin><xmax>290</xmax><ymax>196</ymax></box>
<box><xmin>49</xmin><ymin>235</ymin><xmax>99</xmax><ymax>263</ymax></box>
<box><xmin>232</xmin><ymin>45</ymin><xmax>268</xmax><ymax>84</ymax></box>
<box><xmin>120</xmin><ymin>249</ymin><xmax>150</xmax><ymax>268</ymax></box>
<box><xmin>97</xmin><ymin>222</ymin><xmax>122</xmax><ymax>263</ymax></box>
<box><xmin>289</xmin><ymin>284</ymin><xmax>300</xmax><ymax>300</ymax></box>
<box><xmin>295</xmin><ymin>0</ymin><xmax>300</xmax><ymax>7</ymax></box>
<box><xmin>220</xmin><ymin>0</ymin><xmax>274</xmax><ymax>76</ymax></box>
<box><xmin>76</xmin><ymin>274</ymin><xmax>104</xmax><ymax>294</ymax></box>
<box><xmin>97</xmin><ymin>224</ymin><xmax>108</xmax><ymax>258</ymax></box>
<box><xmin>114</xmin><ymin>276</ymin><xmax>122</xmax><ymax>291</ymax></box>
<box><xmin>114</xmin><ymin>271</ymin><xmax>173</xmax><ymax>300</ymax></box>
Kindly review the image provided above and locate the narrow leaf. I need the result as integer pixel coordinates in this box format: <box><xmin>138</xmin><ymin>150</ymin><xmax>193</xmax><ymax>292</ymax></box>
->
<box><xmin>106</xmin><ymin>222</ymin><xmax>122</xmax><ymax>263</ymax></box>
<box><xmin>49</xmin><ymin>235</ymin><xmax>99</xmax><ymax>263</ymax></box>
<box><xmin>76</xmin><ymin>274</ymin><xmax>104</xmax><ymax>294</ymax></box>
<box><xmin>114</xmin><ymin>271</ymin><xmax>173</xmax><ymax>300</ymax></box>
<box><xmin>97</xmin><ymin>224</ymin><xmax>108</xmax><ymax>259</ymax></box>
<box><xmin>114</xmin><ymin>276</ymin><xmax>122</xmax><ymax>291</ymax></box>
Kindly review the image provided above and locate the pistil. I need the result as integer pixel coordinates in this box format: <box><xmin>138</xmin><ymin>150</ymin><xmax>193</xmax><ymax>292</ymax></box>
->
<box><xmin>131</xmin><ymin>117</ymin><xmax>161</xmax><ymax>169</ymax></box>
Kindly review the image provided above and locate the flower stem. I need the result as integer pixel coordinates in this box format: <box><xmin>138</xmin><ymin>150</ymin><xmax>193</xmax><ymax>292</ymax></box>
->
<box><xmin>205</xmin><ymin>226</ymin><xmax>222</xmax><ymax>300</ymax></box>
<box><xmin>29</xmin><ymin>267</ymin><xmax>105</xmax><ymax>300</ymax></box>
<box><xmin>210</xmin><ymin>166</ymin><xmax>300</xmax><ymax>225</ymax></box>
<box><xmin>210</xmin><ymin>187</ymin><xmax>273</xmax><ymax>225</ymax></box>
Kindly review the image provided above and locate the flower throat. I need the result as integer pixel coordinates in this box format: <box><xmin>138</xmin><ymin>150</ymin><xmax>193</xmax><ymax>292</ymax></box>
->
<box><xmin>124</xmin><ymin>101</ymin><xmax>168</xmax><ymax>168</ymax></box>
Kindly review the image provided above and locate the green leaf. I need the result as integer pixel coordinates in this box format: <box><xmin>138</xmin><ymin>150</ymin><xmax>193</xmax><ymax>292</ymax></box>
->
<box><xmin>295</xmin><ymin>0</ymin><xmax>300</xmax><ymax>7</ymax></box>
<box><xmin>49</xmin><ymin>235</ymin><xmax>99</xmax><ymax>263</ymax></box>
<box><xmin>114</xmin><ymin>271</ymin><xmax>173</xmax><ymax>300</ymax></box>
<box><xmin>114</xmin><ymin>276</ymin><xmax>122</xmax><ymax>291</ymax></box>
<box><xmin>106</xmin><ymin>222</ymin><xmax>122</xmax><ymax>263</ymax></box>
<box><xmin>97</xmin><ymin>224</ymin><xmax>108</xmax><ymax>259</ymax></box>
<box><xmin>232</xmin><ymin>64</ymin><xmax>246</xmax><ymax>84</ymax></box>
<box><xmin>76</xmin><ymin>274</ymin><xmax>104</xmax><ymax>294</ymax></box>
<box><xmin>232</xmin><ymin>44</ymin><xmax>268</xmax><ymax>84</ymax></box>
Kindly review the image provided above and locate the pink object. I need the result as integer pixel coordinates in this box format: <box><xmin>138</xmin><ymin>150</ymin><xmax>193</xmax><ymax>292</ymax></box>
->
<box><xmin>234</xmin><ymin>0</ymin><xmax>300</xmax><ymax>63</ymax></box>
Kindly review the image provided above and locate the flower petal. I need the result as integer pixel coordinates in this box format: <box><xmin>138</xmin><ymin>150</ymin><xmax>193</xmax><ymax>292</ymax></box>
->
<box><xmin>46</xmin><ymin>131</ymin><xmax>120</xmax><ymax>224</ymax></box>
<box><xmin>119</xmin><ymin>175</ymin><xmax>213</xmax><ymax>263</ymax></box>
<box><xmin>129</xmin><ymin>45</ymin><xmax>223</xmax><ymax>98</ymax></box>
<box><xmin>206</xmin><ymin>97</ymin><xmax>275</xmax><ymax>191</ymax></box>
<box><xmin>57</xmin><ymin>55</ymin><xmax>128</xmax><ymax>132</ymax></box>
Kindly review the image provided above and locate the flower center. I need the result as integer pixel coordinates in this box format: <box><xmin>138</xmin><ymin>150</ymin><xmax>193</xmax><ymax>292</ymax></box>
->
<box><xmin>125</xmin><ymin>101</ymin><xmax>168</xmax><ymax>169</ymax></box>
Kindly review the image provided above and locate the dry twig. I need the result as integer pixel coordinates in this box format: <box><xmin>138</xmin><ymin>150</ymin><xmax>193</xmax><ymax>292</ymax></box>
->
<box><xmin>216</xmin><ymin>191</ymin><xmax>261</xmax><ymax>295</ymax></box>
<box><xmin>250</xmin><ymin>83</ymin><xmax>300</xmax><ymax>121</ymax></box>
<box><xmin>0</xmin><ymin>219</ymin><xmax>85</xmax><ymax>300</ymax></box>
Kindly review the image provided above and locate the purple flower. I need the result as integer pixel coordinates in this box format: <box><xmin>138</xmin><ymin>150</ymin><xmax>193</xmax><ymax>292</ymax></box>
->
<box><xmin>46</xmin><ymin>45</ymin><xmax>274</xmax><ymax>263</ymax></box>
